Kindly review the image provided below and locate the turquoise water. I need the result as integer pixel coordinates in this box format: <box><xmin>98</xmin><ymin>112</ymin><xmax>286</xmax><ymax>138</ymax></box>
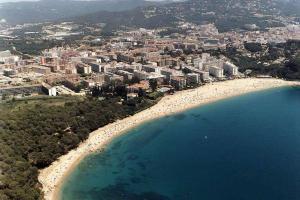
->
<box><xmin>60</xmin><ymin>87</ymin><xmax>300</xmax><ymax>200</ymax></box>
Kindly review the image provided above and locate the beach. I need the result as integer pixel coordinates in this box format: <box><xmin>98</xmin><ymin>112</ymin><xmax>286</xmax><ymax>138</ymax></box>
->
<box><xmin>38</xmin><ymin>78</ymin><xmax>299</xmax><ymax>200</ymax></box>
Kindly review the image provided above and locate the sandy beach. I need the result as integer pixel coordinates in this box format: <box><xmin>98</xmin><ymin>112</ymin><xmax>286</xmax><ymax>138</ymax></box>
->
<box><xmin>38</xmin><ymin>78</ymin><xmax>299</xmax><ymax>200</ymax></box>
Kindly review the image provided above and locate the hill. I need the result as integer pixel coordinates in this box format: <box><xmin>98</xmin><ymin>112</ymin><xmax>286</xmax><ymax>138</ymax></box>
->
<box><xmin>71</xmin><ymin>0</ymin><xmax>300</xmax><ymax>32</ymax></box>
<box><xmin>0</xmin><ymin>0</ymin><xmax>164</xmax><ymax>24</ymax></box>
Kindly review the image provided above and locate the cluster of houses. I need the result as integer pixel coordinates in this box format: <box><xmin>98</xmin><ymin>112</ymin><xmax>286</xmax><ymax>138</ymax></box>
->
<box><xmin>0</xmin><ymin>24</ymin><xmax>241</xmax><ymax>99</ymax></box>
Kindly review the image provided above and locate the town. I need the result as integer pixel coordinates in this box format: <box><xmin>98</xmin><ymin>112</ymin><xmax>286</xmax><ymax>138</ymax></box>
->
<box><xmin>1</xmin><ymin>22</ymin><xmax>299</xmax><ymax>100</ymax></box>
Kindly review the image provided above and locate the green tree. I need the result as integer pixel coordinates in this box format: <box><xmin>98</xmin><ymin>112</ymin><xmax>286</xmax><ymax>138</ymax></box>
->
<box><xmin>149</xmin><ymin>79</ymin><xmax>158</xmax><ymax>92</ymax></box>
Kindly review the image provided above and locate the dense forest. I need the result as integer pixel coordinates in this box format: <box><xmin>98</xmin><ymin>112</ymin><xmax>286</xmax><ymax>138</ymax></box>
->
<box><xmin>0</xmin><ymin>95</ymin><xmax>157</xmax><ymax>200</ymax></box>
<box><xmin>277</xmin><ymin>54</ymin><xmax>300</xmax><ymax>80</ymax></box>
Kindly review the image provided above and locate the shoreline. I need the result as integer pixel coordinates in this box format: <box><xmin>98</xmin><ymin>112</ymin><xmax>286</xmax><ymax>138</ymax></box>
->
<box><xmin>38</xmin><ymin>78</ymin><xmax>299</xmax><ymax>200</ymax></box>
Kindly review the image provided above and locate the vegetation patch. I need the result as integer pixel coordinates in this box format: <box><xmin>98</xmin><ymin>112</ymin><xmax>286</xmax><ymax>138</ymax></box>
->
<box><xmin>0</xmin><ymin>96</ymin><xmax>156</xmax><ymax>200</ymax></box>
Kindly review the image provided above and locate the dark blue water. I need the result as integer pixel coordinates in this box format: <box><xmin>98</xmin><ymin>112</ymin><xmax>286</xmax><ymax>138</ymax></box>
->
<box><xmin>60</xmin><ymin>87</ymin><xmax>300</xmax><ymax>200</ymax></box>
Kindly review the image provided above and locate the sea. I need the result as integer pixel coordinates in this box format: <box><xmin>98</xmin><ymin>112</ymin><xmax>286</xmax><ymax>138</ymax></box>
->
<box><xmin>59</xmin><ymin>86</ymin><xmax>300</xmax><ymax>200</ymax></box>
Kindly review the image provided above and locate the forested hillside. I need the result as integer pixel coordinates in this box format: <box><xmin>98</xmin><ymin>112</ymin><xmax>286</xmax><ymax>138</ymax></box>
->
<box><xmin>71</xmin><ymin>0</ymin><xmax>299</xmax><ymax>32</ymax></box>
<box><xmin>0</xmin><ymin>96</ymin><xmax>156</xmax><ymax>200</ymax></box>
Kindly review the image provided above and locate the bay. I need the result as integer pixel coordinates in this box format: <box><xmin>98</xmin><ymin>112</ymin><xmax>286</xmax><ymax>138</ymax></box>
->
<box><xmin>60</xmin><ymin>86</ymin><xmax>300</xmax><ymax>200</ymax></box>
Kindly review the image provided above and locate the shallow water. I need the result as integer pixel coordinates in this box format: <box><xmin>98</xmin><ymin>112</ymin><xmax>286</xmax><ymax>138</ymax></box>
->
<box><xmin>60</xmin><ymin>86</ymin><xmax>300</xmax><ymax>200</ymax></box>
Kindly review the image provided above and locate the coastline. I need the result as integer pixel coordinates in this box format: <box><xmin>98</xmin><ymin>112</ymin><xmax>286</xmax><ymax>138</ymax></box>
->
<box><xmin>38</xmin><ymin>78</ymin><xmax>299</xmax><ymax>200</ymax></box>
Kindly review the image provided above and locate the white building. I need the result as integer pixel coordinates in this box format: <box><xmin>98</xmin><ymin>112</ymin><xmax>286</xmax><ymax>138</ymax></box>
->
<box><xmin>48</xmin><ymin>87</ymin><xmax>57</xmax><ymax>96</ymax></box>
<box><xmin>134</xmin><ymin>70</ymin><xmax>151</xmax><ymax>80</ymax></box>
<box><xmin>193</xmin><ymin>58</ymin><xmax>204</xmax><ymax>70</ymax></box>
<box><xmin>0</xmin><ymin>50</ymin><xmax>19</xmax><ymax>64</ymax></box>
<box><xmin>55</xmin><ymin>85</ymin><xmax>77</xmax><ymax>95</ymax></box>
<box><xmin>223</xmin><ymin>62</ymin><xmax>239</xmax><ymax>76</ymax></box>
<box><xmin>183</xmin><ymin>65</ymin><xmax>209</xmax><ymax>82</ymax></box>
<box><xmin>42</xmin><ymin>83</ymin><xmax>57</xmax><ymax>96</ymax></box>
<box><xmin>199</xmin><ymin>71</ymin><xmax>210</xmax><ymax>82</ymax></box>
<box><xmin>209</xmin><ymin>66</ymin><xmax>223</xmax><ymax>78</ymax></box>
